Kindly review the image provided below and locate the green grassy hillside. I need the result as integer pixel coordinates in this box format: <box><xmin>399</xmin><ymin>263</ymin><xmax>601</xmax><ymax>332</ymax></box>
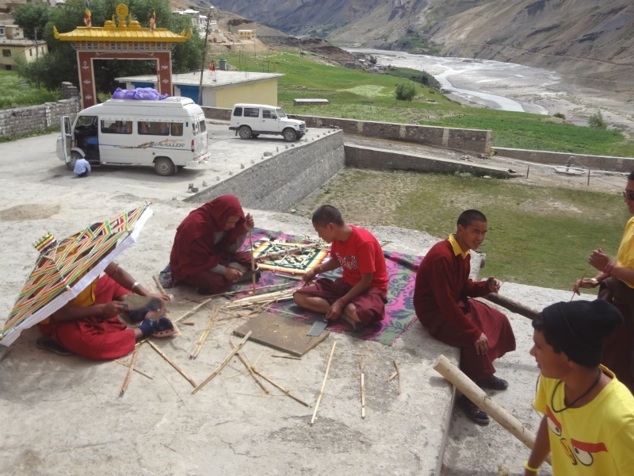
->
<box><xmin>223</xmin><ymin>50</ymin><xmax>634</xmax><ymax>157</ymax></box>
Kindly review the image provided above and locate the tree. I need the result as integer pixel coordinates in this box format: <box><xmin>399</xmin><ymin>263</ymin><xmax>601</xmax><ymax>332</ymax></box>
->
<box><xmin>13</xmin><ymin>3</ymin><xmax>51</xmax><ymax>40</ymax></box>
<box><xmin>395</xmin><ymin>82</ymin><xmax>417</xmax><ymax>102</ymax></box>
<box><xmin>588</xmin><ymin>110</ymin><xmax>607</xmax><ymax>130</ymax></box>
<box><xmin>15</xmin><ymin>0</ymin><xmax>204</xmax><ymax>94</ymax></box>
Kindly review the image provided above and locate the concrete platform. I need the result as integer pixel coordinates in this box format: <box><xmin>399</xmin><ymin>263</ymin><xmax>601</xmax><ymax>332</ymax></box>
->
<box><xmin>0</xmin><ymin>125</ymin><xmax>563</xmax><ymax>475</ymax></box>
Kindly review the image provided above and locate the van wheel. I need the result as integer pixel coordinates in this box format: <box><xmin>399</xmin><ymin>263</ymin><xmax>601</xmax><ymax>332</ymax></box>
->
<box><xmin>251</xmin><ymin>133</ymin><xmax>259</xmax><ymax>138</ymax></box>
<box><xmin>238</xmin><ymin>126</ymin><xmax>252</xmax><ymax>140</ymax></box>
<box><xmin>154</xmin><ymin>157</ymin><xmax>176</xmax><ymax>176</ymax></box>
<box><xmin>67</xmin><ymin>151</ymin><xmax>82</xmax><ymax>171</ymax></box>
<box><xmin>283</xmin><ymin>128</ymin><xmax>298</xmax><ymax>142</ymax></box>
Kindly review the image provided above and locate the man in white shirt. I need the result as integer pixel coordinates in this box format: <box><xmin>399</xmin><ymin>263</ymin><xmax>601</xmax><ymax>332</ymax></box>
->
<box><xmin>73</xmin><ymin>157</ymin><xmax>91</xmax><ymax>178</ymax></box>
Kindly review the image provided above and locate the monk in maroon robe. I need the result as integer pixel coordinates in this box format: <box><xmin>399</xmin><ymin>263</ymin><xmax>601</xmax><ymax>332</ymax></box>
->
<box><xmin>414</xmin><ymin>209</ymin><xmax>516</xmax><ymax>425</ymax></box>
<box><xmin>169</xmin><ymin>195</ymin><xmax>255</xmax><ymax>294</ymax></box>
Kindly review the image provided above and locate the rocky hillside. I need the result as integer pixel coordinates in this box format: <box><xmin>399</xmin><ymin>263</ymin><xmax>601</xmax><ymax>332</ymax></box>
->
<box><xmin>208</xmin><ymin>0</ymin><xmax>634</xmax><ymax>93</ymax></box>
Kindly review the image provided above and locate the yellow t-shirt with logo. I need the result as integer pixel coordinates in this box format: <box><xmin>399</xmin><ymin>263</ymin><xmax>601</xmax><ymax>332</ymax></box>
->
<box><xmin>533</xmin><ymin>366</ymin><xmax>634</xmax><ymax>475</ymax></box>
<box><xmin>616</xmin><ymin>216</ymin><xmax>634</xmax><ymax>288</ymax></box>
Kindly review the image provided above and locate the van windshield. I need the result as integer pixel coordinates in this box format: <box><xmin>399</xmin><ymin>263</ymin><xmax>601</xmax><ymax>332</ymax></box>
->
<box><xmin>275</xmin><ymin>108</ymin><xmax>287</xmax><ymax>119</ymax></box>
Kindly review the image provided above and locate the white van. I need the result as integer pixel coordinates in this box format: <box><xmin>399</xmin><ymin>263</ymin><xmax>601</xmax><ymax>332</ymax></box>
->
<box><xmin>57</xmin><ymin>96</ymin><xmax>209</xmax><ymax>176</ymax></box>
<box><xmin>229</xmin><ymin>103</ymin><xmax>306</xmax><ymax>142</ymax></box>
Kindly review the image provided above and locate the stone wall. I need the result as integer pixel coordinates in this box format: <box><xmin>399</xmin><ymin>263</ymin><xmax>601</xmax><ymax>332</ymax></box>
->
<box><xmin>345</xmin><ymin>145</ymin><xmax>512</xmax><ymax>178</ymax></box>
<box><xmin>187</xmin><ymin>130</ymin><xmax>345</xmax><ymax>211</ymax></box>
<box><xmin>494</xmin><ymin>147</ymin><xmax>634</xmax><ymax>172</ymax></box>
<box><xmin>0</xmin><ymin>95</ymin><xmax>80</xmax><ymax>138</ymax></box>
<box><xmin>202</xmin><ymin>107</ymin><xmax>492</xmax><ymax>154</ymax></box>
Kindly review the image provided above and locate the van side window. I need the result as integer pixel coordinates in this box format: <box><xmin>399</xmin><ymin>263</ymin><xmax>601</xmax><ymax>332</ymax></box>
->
<box><xmin>102</xmin><ymin>120</ymin><xmax>132</xmax><ymax>134</ymax></box>
<box><xmin>170</xmin><ymin>122</ymin><xmax>183</xmax><ymax>136</ymax></box>
<box><xmin>138</xmin><ymin>121</ymin><xmax>170</xmax><ymax>136</ymax></box>
<box><xmin>244</xmin><ymin>107</ymin><xmax>259</xmax><ymax>118</ymax></box>
<box><xmin>198</xmin><ymin>120</ymin><xmax>206</xmax><ymax>133</ymax></box>
<box><xmin>233</xmin><ymin>107</ymin><xmax>243</xmax><ymax>117</ymax></box>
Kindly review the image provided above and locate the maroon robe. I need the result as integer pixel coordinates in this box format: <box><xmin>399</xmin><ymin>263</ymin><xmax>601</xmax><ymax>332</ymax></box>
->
<box><xmin>413</xmin><ymin>239</ymin><xmax>516</xmax><ymax>381</ymax></box>
<box><xmin>169</xmin><ymin>195</ymin><xmax>251</xmax><ymax>293</ymax></box>
<box><xmin>38</xmin><ymin>274</ymin><xmax>135</xmax><ymax>360</ymax></box>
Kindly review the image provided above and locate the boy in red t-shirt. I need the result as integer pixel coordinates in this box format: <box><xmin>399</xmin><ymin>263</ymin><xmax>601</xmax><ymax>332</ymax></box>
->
<box><xmin>293</xmin><ymin>205</ymin><xmax>388</xmax><ymax>327</ymax></box>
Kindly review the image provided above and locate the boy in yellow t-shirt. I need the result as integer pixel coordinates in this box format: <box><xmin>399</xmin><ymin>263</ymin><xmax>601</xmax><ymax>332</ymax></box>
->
<box><xmin>524</xmin><ymin>300</ymin><xmax>634</xmax><ymax>475</ymax></box>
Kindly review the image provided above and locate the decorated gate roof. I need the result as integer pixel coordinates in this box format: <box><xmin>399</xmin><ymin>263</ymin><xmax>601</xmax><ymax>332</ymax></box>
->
<box><xmin>54</xmin><ymin>3</ymin><xmax>190</xmax><ymax>44</ymax></box>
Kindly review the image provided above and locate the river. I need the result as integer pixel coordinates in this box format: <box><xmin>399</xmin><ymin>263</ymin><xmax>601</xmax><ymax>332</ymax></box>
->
<box><xmin>348</xmin><ymin>48</ymin><xmax>563</xmax><ymax>114</ymax></box>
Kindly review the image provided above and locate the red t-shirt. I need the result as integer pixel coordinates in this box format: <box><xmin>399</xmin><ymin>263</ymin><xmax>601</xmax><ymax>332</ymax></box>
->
<box><xmin>331</xmin><ymin>225</ymin><xmax>388</xmax><ymax>293</ymax></box>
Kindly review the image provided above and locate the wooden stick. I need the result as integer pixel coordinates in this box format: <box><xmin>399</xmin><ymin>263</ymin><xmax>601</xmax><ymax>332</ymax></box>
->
<box><xmin>483</xmin><ymin>293</ymin><xmax>540</xmax><ymax>321</ymax></box>
<box><xmin>251</xmin><ymin>366</ymin><xmax>310</xmax><ymax>407</ymax></box>
<box><xmin>249</xmin><ymin>229</ymin><xmax>257</xmax><ymax>294</ymax></box>
<box><xmin>387</xmin><ymin>371</ymin><xmax>398</xmax><ymax>382</ymax></box>
<box><xmin>152</xmin><ymin>275</ymin><xmax>167</xmax><ymax>295</ymax></box>
<box><xmin>229</xmin><ymin>340</ymin><xmax>269</xmax><ymax>394</ymax></box>
<box><xmin>120</xmin><ymin>345</ymin><xmax>140</xmax><ymax>396</ymax></box>
<box><xmin>310</xmin><ymin>341</ymin><xmax>337</xmax><ymax>425</ymax></box>
<box><xmin>360</xmin><ymin>355</ymin><xmax>366</xmax><ymax>419</ymax></box>
<box><xmin>433</xmin><ymin>354</ymin><xmax>551</xmax><ymax>464</ymax></box>
<box><xmin>147</xmin><ymin>340</ymin><xmax>198</xmax><ymax>388</ymax></box>
<box><xmin>192</xmin><ymin>331</ymin><xmax>252</xmax><ymax>394</ymax></box>
<box><xmin>272</xmin><ymin>354</ymin><xmax>302</xmax><ymax>360</ymax></box>
<box><xmin>190</xmin><ymin>307</ymin><xmax>219</xmax><ymax>359</ymax></box>
<box><xmin>219</xmin><ymin>282</ymin><xmax>297</xmax><ymax>298</ymax></box>
<box><xmin>393</xmin><ymin>358</ymin><xmax>402</xmax><ymax>395</ymax></box>
<box><xmin>175</xmin><ymin>297</ymin><xmax>213</xmax><ymax>323</ymax></box>
<box><xmin>222</xmin><ymin>288</ymin><xmax>297</xmax><ymax>309</ymax></box>
<box><xmin>115</xmin><ymin>359</ymin><xmax>153</xmax><ymax>380</ymax></box>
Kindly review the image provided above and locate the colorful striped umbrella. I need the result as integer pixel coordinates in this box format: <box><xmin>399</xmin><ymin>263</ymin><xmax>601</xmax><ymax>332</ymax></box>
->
<box><xmin>0</xmin><ymin>204</ymin><xmax>153</xmax><ymax>346</ymax></box>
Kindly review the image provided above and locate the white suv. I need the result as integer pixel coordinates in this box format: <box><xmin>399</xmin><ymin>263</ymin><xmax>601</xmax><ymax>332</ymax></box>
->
<box><xmin>229</xmin><ymin>104</ymin><xmax>306</xmax><ymax>142</ymax></box>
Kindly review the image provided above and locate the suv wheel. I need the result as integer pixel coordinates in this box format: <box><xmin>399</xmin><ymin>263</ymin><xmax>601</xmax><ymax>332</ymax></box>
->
<box><xmin>238</xmin><ymin>126</ymin><xmax>252</xmax><ymax>139</ymax></box>
<box><xmin>283</xmin><ymin>128</ymin><xmax>298</xmax><ymax>142</ymax></box>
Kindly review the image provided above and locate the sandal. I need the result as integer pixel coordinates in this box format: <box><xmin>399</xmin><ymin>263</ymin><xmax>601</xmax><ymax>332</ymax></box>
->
<box><xmin>140</xmin><ymin>317</ymin><xmax>176</xmax><ymax>338</ymax></box>
<box><xmin>36</xmin><ymin>336</ymin><xmax>73</xmax><ymax>356</ymax></box>
<box><xmin>123</xmin><ymin>296</ymin><xmax>165</xmax><ymax>323</ymax></box>
<box><xmin>477</xmin><ymin>375</ymin><xmax>509</xmax><ymax>391</ymax></box>
<box><xmin>458</xmin><ymin>395</ymin><xmax>490</xmax><ymax>426</ymax></box>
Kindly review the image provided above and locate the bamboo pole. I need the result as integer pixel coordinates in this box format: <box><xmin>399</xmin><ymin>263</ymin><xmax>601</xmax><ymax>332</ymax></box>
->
<box><xmin>175</xmin><ymin>297</ymin><xmax>213</xmax><ymax>323</ymax></box>
<box><xmin>251</xmin><ymin>366</ymin><xmax>310</xmax><ymax>407</ymax></box>
<box><xmin>433</xmin><ymin>354</ymin><xmax>551</xmax><ymax>464</ymax></box>
<box><xmin>360</xmin><ymin>356</ymin><xmax>366</xmax><ymax>419</ymax></box>
<box><xmin>393</xmin><ymin>358</ymin><xmax>402</xmax><ymax>395</ymax></box>
<box><xmin>249</xmin><ymin>229</ymin><xmax>256</xmax><ymax>294</ymax></box>
<box><xmin>152</xmin><ymin>275</ymin><xmax>167</xmax><ymax>295</ymax></box>
<box><xmin>222</xmin><ymin>288</ymin><xmax>297</xmax><ymax>309</ymax></box>
<box><xmin>386</xmin><ymin>371</ymin><xmax>398</xmax><ymax>382</ymax></box>
<box><xmin>190</xmin><ymin>307</ymin><xmax>219</xmax><ymax>359</ymax></box>
<box><xmin>271</xmin><ymin>354</ymin><xmax>302</xmax><ymax>360</ymax></box>
<box><xmin>115</xmin><ymin>359</ymin><xmax>153</xmax><ymax>380</ymax></box>
<box><xmin>310</xmin><ymin>341</ymin><xmax>337</xmax><ymax>425</ymax></box>
<box><xmin>484</xmin><ymin>293</ymin><xmax>540</xmax><ymax>320</ymax></box>
<box><xmin>120</xmin><ymin>345</ymin><xmax>140</xmax><ymax>396</ymax></box>
<box><xmin>229</xmin><ymin>340</ymin><xmax>269</xmax><ymax>394</ymax></box>
<box><xmin>147</xmin><ymin>340</ymin><xmax>198</xmax><ymax>388</ymax></box>
<box><xmin>192</xmin><ymin>331</ymin><xmax>252</xmax><ymax>395</ymax></box>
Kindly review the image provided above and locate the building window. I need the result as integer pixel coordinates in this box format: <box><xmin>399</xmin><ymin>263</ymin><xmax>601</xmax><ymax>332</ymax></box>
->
<box><xmin>29</xmin><ymin>49</ymin><xmax>33</xmax><ymax>57</ymax></box>
<box><xmin>2</xmin><ymin>50</ymin><xmax>11</xmax><ymax>57</ymax></box>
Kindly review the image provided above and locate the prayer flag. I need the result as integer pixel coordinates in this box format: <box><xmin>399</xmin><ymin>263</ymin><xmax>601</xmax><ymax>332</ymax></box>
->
<box><xmin>83</xmin><ymin>1</ymin><xmax>92</xmax><ymax>28</ymax></box>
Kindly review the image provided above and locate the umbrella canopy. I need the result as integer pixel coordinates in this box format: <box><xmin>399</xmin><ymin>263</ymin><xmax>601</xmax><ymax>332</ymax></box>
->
<box><xmin>0</xmin><ymin>204</ymin><xmax>153</xmax><ymax>346</ymax></box>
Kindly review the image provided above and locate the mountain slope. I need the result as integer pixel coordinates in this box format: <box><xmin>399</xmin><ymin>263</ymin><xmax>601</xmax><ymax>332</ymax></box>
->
<box><xmin>208</xmin><ymin>0</ymin><xmax>634</xmax><ymax>93</ymax></box>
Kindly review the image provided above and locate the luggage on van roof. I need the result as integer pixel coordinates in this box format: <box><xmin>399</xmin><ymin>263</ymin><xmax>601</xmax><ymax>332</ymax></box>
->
<box><xmin>111</xmin><ymin>87</ymin><xmax>169</xmax><ymax>101</ymax></box>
